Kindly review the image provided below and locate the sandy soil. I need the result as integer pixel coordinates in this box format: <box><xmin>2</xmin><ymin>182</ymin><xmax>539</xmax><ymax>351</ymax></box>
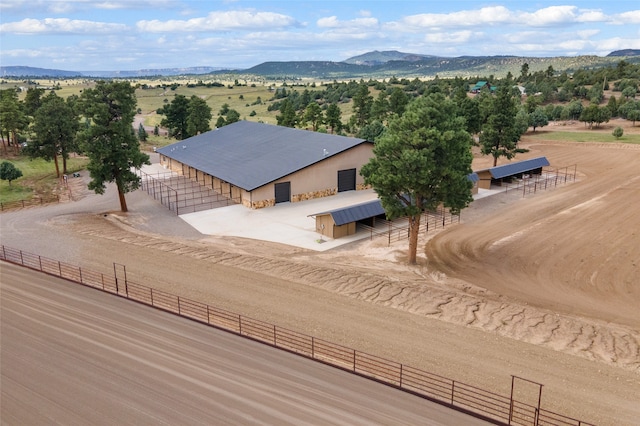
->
<box><xmin>1</xmin><ymin>119</ymin><xmax>639</xmax><ymax>425</ymax></box>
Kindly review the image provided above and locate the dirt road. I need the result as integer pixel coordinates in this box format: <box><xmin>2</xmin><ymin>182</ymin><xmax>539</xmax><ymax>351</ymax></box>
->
<box><xmin>1</xmin><ymin>121</ymin><xmax>639</xmax><ymax>425</ymax></box>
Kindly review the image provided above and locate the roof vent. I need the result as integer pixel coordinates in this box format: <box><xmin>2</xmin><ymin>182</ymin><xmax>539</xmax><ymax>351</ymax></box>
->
<box><xmin>323</xmin><ymin>148</ymin><xmax>329</xmax><ymax>157</ymax></box>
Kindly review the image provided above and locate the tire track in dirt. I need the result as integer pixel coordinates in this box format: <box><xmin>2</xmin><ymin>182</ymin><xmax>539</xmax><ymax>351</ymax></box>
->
<box><xmin>53</xmin><ymin>212</ymin><xmax>640</xmax><ymax>372</ymax></box>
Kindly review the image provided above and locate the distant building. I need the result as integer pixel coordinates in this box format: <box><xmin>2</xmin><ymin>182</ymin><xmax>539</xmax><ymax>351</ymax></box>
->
<box><xmin>470</xmin><ymin>81</ymin><xmax>497</xmax><ymax>94</ymax></box>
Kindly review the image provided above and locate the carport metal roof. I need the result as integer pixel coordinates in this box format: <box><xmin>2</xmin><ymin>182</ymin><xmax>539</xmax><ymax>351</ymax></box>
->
<box><xmin>156</xmin><ymin>121</ymin><xmax>371</xmax><ymax>191</ymax></box>
<box><xmin>477</xmin><ymin>156</ymin><xmax>550</xmax><ymax>179</ymax></box>
<box><xmin>311</xmin><ymin>199</ymin><xmax>385</xmax><ymax>226</ymax></box>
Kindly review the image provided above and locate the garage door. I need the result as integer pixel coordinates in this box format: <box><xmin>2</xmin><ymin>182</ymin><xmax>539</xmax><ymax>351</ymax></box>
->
<box><xmin>337</xmin><ymin>168</ymin><xmax>356</xmax><ymax>192</ymax></box>
<box><xmin>274</xmin><ymin>182</ymin><xmax>291</xmax><ymax>203</ymax></box>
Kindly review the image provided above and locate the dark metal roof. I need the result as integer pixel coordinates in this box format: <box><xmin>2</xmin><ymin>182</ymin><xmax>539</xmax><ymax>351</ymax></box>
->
<box><xmin>312</xmin><ymin>199</ymin><xmax>385</xmax><ymax>226</ymax></box>
<box><xmin>156</xmin><ymin>121</ymin><xmax>371</xmax><ymax>191</ymax></box>
<box><xmin>486</xmin><ymin>156</ymin><xmax>550</xmax><ymax>179</ymax></box>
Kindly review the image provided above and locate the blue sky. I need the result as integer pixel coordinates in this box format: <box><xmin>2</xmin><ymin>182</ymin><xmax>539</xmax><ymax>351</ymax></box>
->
<box><xmin>1</xmin><ymin>0</ymin><xmax>639</xmax><ymax>71</ymax></box>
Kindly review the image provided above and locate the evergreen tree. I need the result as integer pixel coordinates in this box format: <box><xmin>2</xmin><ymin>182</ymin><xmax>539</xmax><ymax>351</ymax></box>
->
<box><xmin>361</xmin><ymin>93</ymin><xmax>474</xmax><ymax>265</ymax></box>
<box><xmin>157</xmin><ymin>94</ymin><xmax>189</xmax><ymax>140</ymax></box>
<box><xmin>324</xmin><ymin>103</ymin><xmax>342</xmax><ymax>134</ymax></box>
<box><xmin>480</xmin><ymin>84</ymin><xmax>527</xmax><ymax>167</ymax></box>
<box><xmin>79</xmin><ymin>81</ymin><xmax>150</xmax><ymax>212</ymax></box>
<box><xmin>27</xmin><ymin>92</ymin><xmax>79</xmax><ymax>177</ymax></box>
<box><xmin>186</xmin><ymin>95</ymin><xmax>212</xmax><ymax>136</ymax></box>
<box><xmin>138</xmin><ymin>122</ymin><xmax>148</xmax><ymax>141</ymax></box>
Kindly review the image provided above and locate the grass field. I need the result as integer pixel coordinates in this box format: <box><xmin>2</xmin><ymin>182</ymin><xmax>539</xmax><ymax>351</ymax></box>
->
<box><xmin>0</xmin><ymin>156</ymin><xmax>89</xmax><ymax>203</ymax></box>
<box><xmin>526</xmin><ymin>129</ymin><xmax>640</xmax><ymax>144</ymax></box>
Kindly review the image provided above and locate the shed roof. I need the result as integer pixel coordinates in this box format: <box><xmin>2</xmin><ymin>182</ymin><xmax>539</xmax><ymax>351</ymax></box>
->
<box><xmin>312</xmin><ymin>199</ymin><xmax>385</xmax><ymax>226</ymax></box>
<box><xmin>477</xmin><ymin>156</ymin><xmax>550</xmax><ymax>179</ymax></box>
<box><xmin>467</xmin><ymin>172</ymin><xmax>479</xmax><ymax>182</ymax></box>
<box><xmin>157</xmin><ymin>121</ymin><xmax>371</xmax><ymax>191</ymax></box>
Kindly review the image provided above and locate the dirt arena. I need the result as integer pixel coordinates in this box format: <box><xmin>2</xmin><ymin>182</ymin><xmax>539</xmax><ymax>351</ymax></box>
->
<box><xmin>1</xmin><ymin>119</ymin><xmax>639</xmax><ymax>425</ymax></box>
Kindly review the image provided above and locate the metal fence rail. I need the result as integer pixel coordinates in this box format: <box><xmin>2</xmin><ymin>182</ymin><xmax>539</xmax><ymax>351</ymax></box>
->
<box><xmin>0</xmin><ymin>195</ymin><xmax>60</xmax><ymax>212</ymax></box>
<box><xmin>138</xmin><ymin>169</ymin><xmax>240</xmax><ymax>215</ymax></box>
<box><xmin>0</xmin><ymin>244</ymin><xmax>595</xmax><ymax>426</ymax></box>
<box><xmin>359</xmin><ymin>207</ymin><xmax>461</xmax><ymax>245</ymax></box>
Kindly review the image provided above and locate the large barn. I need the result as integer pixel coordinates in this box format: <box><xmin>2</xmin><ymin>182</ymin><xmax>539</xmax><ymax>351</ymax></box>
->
<box><xmin>157</xmin><ymin>121</ymin><xmax>374</xmax><ymax>209</ymax></box>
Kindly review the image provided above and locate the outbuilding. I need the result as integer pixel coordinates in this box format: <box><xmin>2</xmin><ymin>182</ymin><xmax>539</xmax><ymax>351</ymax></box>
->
<box><xmin>475</xmin><ymin>156</ymin><xmax>550</xmax><ymax>189</ymax></box>
<box><xmin>310</xmin><ymin>199</ymin><xmax>386</xmax><ymax>239</ymax></box>
<box><xmin>157</xmin><ymin>121</ymin><xmax>374</xmax><ymax>209</ymax></box>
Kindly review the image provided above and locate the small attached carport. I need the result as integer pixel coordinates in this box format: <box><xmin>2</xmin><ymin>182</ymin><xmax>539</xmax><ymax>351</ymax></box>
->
<box><xmin>476</xmin><ymin>157</ymin><xmax>550</xmax><ymax>189</ymax></box>
<box><xmin>310</xmin><ymin>200</ymin><xmax>386</xmax><ymax>239</ymax></box>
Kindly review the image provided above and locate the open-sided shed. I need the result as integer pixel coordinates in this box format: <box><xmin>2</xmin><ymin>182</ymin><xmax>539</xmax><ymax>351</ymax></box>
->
<box><xmin>310</xmin><ymin>199</ymin><xmax>385</xmax><ymax>239</ymax></box>
<box><xmin>476</xmin><ymin>157</ymin><xmax>550</xmax><ymax>189</ymax></box>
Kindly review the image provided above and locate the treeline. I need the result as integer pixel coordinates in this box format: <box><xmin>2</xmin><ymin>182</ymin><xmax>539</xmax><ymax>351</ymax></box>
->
<box><xmin>0</xmin><ymin>81</ymin><xmax>149</xmax><ymax>212</ymax></box>
<box><xmin>258</xmin><ymin>59</ymin><xmax>640</xmax><ymax>140</ymax></box>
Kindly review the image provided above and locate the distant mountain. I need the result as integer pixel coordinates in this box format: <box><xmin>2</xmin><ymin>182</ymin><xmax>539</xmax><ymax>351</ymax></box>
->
<box><xmin>1</xmin><ymin>66</ymin><xmax>230</xmax><ymax>78</ymax></box>
<box><xmin>607</xmin><ymin>49</ymin><xmax>640</xmax><ymax>57</ymax></box>
<box><xmin>3</xmin><ymin>50</ymin><xmax>640</xmax><ymax>79</ymax></box>
<box><xmin>343</xmin><ymin>50</ymin><xmax>436</xmax><ymax>65</ymax></box>
<box><xmin>1</xmin><ymin>66</ymin><xmax>82</xmax><ymax>78</ymax></box>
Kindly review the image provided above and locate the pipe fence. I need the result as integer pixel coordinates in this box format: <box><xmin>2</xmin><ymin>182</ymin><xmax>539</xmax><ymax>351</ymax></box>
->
<box><xmin>0</xmin><ymin>195</ymin><xmax>60</xmax><ymax>212</ymax></box>
<box><xmin>360</xmin><ymin>207</ymin><xmax>461</xmax><ymax>245</ymax></box>
<box><xmin>138</xmin><ymin>169</ymin><xmax>240</xmax><ymax>215</ymax></box>
<box><xmin>0</xmin><ymin>245</ymin><xmax>595</xmax><ymax>426</ymax></box>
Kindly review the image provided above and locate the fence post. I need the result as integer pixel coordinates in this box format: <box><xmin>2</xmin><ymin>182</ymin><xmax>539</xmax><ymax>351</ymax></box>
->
<box><xmin>451</xmin><ymin>380</ymin><xmax>455</xmax><ymax>405</ymax></box>
<box><xmin>79</xmin><ymin>267</ymin><xmax>83</xmax><ymax>284</ymax></box>
<box><xmin>239</xmin><ymin>315</ymin><xmax>242</xmax><ymax>334</ymax></box>
<box><xmin>353</xmin><ymin>350</ymin><xmax>357</xmax><ymax>372</ymax></box>
<box><xmin>150</xmin><ymin>288</ymin><xmax>154</xmax><ymax>305</ymax></box>
<box><xmin>39</xmin><ymin>256</ymin><xmax>42</xmax><ymax>271</ymax></box>
<box><xmin>273</xmin><ymin>325</ymin><xmax>277</xmax><ymax>346</ymax></box>
<box><xmin>58</xmin><ymin>261</ymin><xmax>62</xmax><ymax>277</ymax></box>
<box><xmin>20</xmin><ymin>250</ymin><xmax>24</xmax><ymax>265</ymax></box>
<box><xmin>177</xmin><ymin>296</ymin><xmax>181</xmax><ymax>314</ymax></box>
<box><xmin>206</xmin><ymin>304</ymin><xmax>210</xmax><ymax>324</ymax></box>
<box><xmin>311</xmin><ymin>337</ymin><xmax>315</xmax><ymax>358</ymax></box>
<box><xmin>399</xmin><ymin>364</ymin><xmax>403</xmax><ymax>387</ymax></box>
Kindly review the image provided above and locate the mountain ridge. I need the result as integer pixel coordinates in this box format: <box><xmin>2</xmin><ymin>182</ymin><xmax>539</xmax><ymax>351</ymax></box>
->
<box><xmin>3</xmin><ymin>50</ymin><xmax>640</xmax><ymax>79</ymax></box>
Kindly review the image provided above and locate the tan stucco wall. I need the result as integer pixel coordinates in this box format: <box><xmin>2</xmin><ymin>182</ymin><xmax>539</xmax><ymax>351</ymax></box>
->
<box><xmin>249</xmin><ymin>143</ymin><xmax>373</xmax><ymax>208</ymax></box>
<box><xmin>477</xmin><ymin>171</ymin><xmax>493</xmax><ymax>189</ymax></box>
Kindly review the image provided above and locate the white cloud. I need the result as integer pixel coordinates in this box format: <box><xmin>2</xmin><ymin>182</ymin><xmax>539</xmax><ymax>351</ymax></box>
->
<box><xmin>424</xmin><ymin>30</ymin><xmax>476</xmax><ymax>44</ymax></box>
<box><xmin>137</xmin><ymin>11</ymin><xmax>300</xmax><ymax>33</ymax></box>
<box><xmin>316</xmin><ymin>16</ymin><xmax>379</xmax><ymax>31</ymax></box>
<box><xmin>388</xmin><ymin>6</ymin><xmax>512</xmax><ymax>32</ymax></box>
<box><xmin>0</xmin><ymin>18</ymin><xmax>129</xmax><ymax>34</ymax></box>
<box><xmin>612</xmin><ymin>10</ymin><xmax>640</xmax><ymax>24</ymax></box>
<box><xmin>518</xmin><ymin>6</ymin><xmax>579</xmax><ymax>26</ymax></box>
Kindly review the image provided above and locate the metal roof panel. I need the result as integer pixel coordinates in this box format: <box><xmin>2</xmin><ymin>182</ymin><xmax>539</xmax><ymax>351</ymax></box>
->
<box><xmin>313</xmin><ymin>199</ymin><xmax>385</xmax><ymax>226</ymax></box>
<box><xmin>157</xmin><ymin>121</ymin><xmax>371</xmax><ymax>191</ymax></box>
<box><xmin>489</xmin><ymin>157</ymin><xmax>550</xmax><ymax>179</ymax></box>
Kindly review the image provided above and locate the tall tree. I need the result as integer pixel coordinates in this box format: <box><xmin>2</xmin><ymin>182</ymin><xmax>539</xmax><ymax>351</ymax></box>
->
<box><xmin>276</xmin><ymin>99</ymin><xmax>297</xmax><ymax>127</ymax></box>
<box><xmin>480</xmin><ymin>84</ymin><xmax>527</xmax><ymax>167</ymax></box>
<box><xmin>360</xmin><ymin>93</ymin><xmax>474</xmax><ymax>265</ymax></box>
<box><xmin>351</xmin><ymin>82</ymin><xmax>373</xmax><ymax>128</ymax></box>
<box><xmin>324</xmin><ymin>103</ymin><xmax>342</xmax><ymax>134</ymax></box>
<box><xmin>27</xmin><ymin>92</ymin><xmax>79</xmax><ymax>177</ymax></box>
<box><xmin>301</xmin><ymin>102</ymin><xmax>323</xmax><ymax>131</ymax></box>
<box><xmin>157</xmin><ymin>94</ymin><xmax>189</xmax><ymax>139</ymax></box>
<box><xmin>0</xmin><ymin>89</ymin><xmax>29</xmax><ymax>154</ymax></box>
<box><xmin>79</xmin><ymin>81</ymin><xmax>150</xmax><ymax>212</ymax></box>
<box><xmin>388</xmin><ymin>87</ymin><xmax>409</xmax><ymax>117</ymax></box>
<box><xmin>23</xmin><ymin>88</ymin><xmax>46</xmax><ymax>117</ymax></box>
<box><xmin>186</xmin><ymin>95</ymin><xmax>212</xmax><ymax>136</ymax></box>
